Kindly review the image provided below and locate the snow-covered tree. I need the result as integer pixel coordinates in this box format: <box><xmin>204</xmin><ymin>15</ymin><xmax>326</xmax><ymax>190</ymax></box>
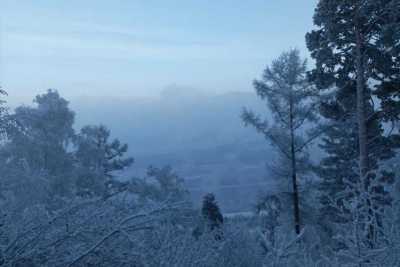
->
<box><xmin>307</xmin><ymin>0</ymin><xmax>400</xmax><ymax>184</ymax></box>
<box><xmin>201</xmin><ymin>193</ymin><xmax>223</xmax><ymax>232</ymax></box>
<box><xmin>74</xmin><ymin>124</ymin><xmax>133</xmax><ymax>196</ymax></box>
<box><xmin>317</xmin><ymin>86</ymin><xmax>395</xmax><ymax>231</ymax></box>
<box><xmin>130</xmin><ymin>165</ymin><xmax>189</xmax><ymax>204</ymax></box>
<box><xmin>0</xmin><ymin>89</ymin><xmax>76</xmax><ymax>200</ymax></box>
<box><xmin>307</xmin><ymin>0</ymin><xmax>400</xmax><ymax>245</ymax></box>
<box><xmin>242</xmin><ymin>49</ymin><xmax>319</xmax><ymax>234</ymax></box>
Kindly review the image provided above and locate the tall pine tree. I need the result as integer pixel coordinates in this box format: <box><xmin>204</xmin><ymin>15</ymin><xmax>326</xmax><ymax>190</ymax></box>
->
<box><xmin>307</xmin><ymin>0</ymin><xmax>400</xmax><ymax>244</ymax></box>
<box><xmin>242</xmin><ymin>49</ymin><xmax>319</xmax><ymax>235</ymax></box>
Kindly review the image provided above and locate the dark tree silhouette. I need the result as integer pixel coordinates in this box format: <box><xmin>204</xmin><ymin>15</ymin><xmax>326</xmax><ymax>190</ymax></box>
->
<box><xmin>201</xmin><ymin>193</ymin><xmax>223</xmax><ymax>232</ymax></box>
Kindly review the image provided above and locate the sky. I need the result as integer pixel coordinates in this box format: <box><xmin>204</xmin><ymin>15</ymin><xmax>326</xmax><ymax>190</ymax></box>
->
<box><xmin>1</xmin><ymin>0</ymin><xmax>318</xmax><ymax>105</ymax></box>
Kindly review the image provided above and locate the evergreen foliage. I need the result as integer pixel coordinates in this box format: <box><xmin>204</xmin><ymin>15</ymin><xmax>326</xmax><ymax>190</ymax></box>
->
<box><xmin>201</xmin><ymin>193</ymin><xmax>224</xmax><ymax>231</ymax></box>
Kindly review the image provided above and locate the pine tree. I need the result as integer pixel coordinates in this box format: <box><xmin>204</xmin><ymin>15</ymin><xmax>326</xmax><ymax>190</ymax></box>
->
<box><xmin>242</xmin><ymin>49</ymin><xmax>319</xmax><ymax>235</ymax></box>
<box><xmin>75</xmin><ymin>125</ymin><xmax>133</xmax><ymax>177</ymax></box>
<box><xmin>306</xmin><ymin>0</ymin><xmax>400</xmax><ymax>244</ymax></box>
<box><xmin>201</xmin><ymin>193</ymin><xmax>223</xmax><ymax>232</ymax></box>
<box><xmin>74</xmin><ymin>124</ymin><xmax>134</xmax><ymax>196</ymax></box>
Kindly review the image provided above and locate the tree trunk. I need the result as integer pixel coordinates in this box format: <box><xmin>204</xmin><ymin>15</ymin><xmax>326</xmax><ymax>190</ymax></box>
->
<box><xmin>289</xmin><ymin>98</ymin><xmax>301</xmax><ymax>235</ymax></box>
<box><xmin>355</xmin><ymin>30</ymin><xmax>369</xmax><ymax>191</ymax></box>
<box><xmin>356</xmin><ymin>28</ymin><xmax>374</xmax><ymax>246</ymax></box>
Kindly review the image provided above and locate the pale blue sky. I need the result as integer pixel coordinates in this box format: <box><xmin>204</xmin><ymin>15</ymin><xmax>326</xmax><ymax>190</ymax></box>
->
<box><xmin>1</xmin><ymin>0</ymin><xmax>318</xmax><ymax>104</ymax></box>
